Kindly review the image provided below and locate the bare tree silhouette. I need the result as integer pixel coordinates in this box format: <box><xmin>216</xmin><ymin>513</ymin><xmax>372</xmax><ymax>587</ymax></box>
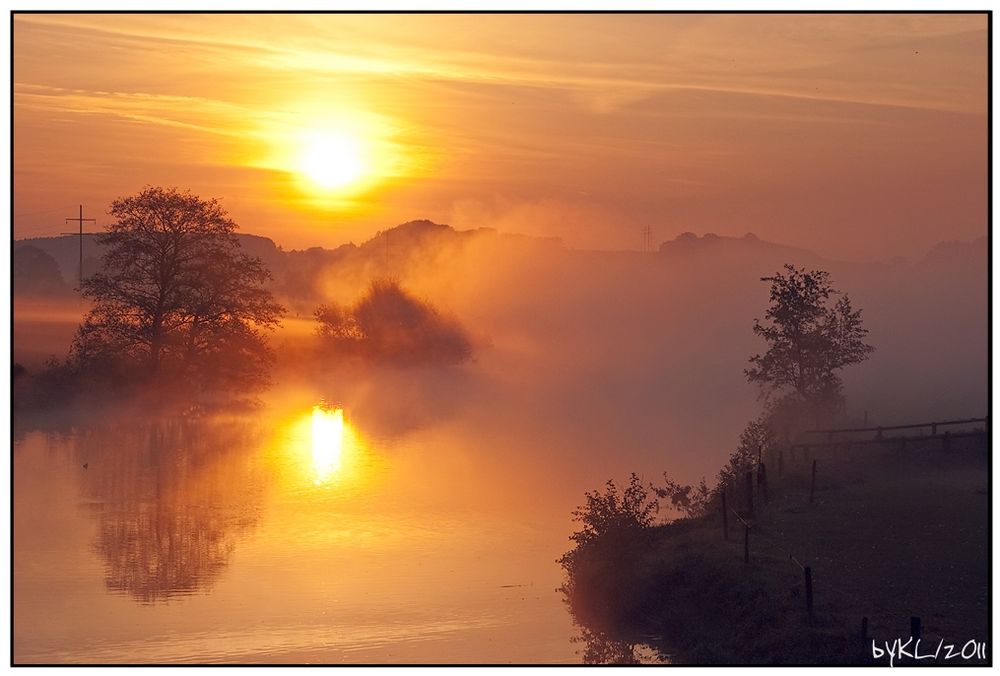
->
<box><xmin>72</xmin><ymin>187</ymin><xmax>284</xmax><ymax>395</ymax></box>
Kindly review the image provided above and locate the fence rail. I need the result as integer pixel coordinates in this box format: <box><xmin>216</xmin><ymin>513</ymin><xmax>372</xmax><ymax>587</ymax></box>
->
<box><xmin>788</xmin><ymin>430</ymin><xmax>986</xmax><ymax>454</ymax></box>
<box><xmin>802</xmin><ymin>417</ymin><xmax>988</xmax><ymax>437</ymax></box>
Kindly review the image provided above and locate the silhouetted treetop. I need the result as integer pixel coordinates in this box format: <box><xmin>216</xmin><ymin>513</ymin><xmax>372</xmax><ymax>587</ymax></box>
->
<box><xmin>745</xmin><ymin>264</ymin><xmax>874</xmax><ymax>422</ymax></box>
<box><xmin>314</xmin><ymin>278</ymin><xmax>472</xmax><ymax>365</ymax></box>
<box><xmin>72</xmin><ymin>186</ymin><xmax>284</xmax><ymax>397</ymax></box>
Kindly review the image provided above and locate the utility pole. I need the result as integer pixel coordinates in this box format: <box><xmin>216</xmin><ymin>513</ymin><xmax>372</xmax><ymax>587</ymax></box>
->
<box><xmin>62</xmin><ymin>205</ymin><xmax>96</xmax><ymax>289</ymax></box>
<box><xmin>384</xmin><ymin>229</ymin><xmax>391</xmax><ymax>276</ymax></box>
<box><xmin>641</xmin><ymin>225</ymin><xmax>652</xmax><ymax>252</ymax></box>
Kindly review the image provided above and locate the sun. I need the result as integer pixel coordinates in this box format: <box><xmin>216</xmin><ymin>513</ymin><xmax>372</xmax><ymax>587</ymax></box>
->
<box><xmin>297</xmin><ymin>130</ymin><xmax>367</xmax><ymax>191</ymax></box>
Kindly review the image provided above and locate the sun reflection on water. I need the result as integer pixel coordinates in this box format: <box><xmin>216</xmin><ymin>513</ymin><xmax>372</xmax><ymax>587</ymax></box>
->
<box><xmin>311</xmin><ymin>405</ymin><xmax>345</xmax><ymax>483</ymax></box>
<box><xmin>267</xmin><ymin>401</ymin><xmax>377</xmax><ymax>493</ymax></box>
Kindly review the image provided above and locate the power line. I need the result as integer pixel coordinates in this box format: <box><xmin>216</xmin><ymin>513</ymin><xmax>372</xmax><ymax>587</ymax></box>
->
<box><xmin>641</xmin><ymin>225</ymin><xmax>652</xmax><ymax>252</ymax></box>
<box><xmin>61</xmin><ymin>204</ymin><xmax>96</xmax><ymax>290</ymax></box>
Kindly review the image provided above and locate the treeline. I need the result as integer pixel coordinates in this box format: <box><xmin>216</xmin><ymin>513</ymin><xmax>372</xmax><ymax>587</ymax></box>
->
<box><xmin>13</xmin><ymin>187</ymin><xmax>474</xmax><ymax>415</ymax></box>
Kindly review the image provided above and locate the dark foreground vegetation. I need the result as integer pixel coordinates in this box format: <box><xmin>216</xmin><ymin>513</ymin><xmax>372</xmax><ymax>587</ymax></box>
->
<box><xmin>559</xmin><ymin>264</ymin><xmax>987</xmax><ymax>664</ymax></box>
<box><xmin>559</xmin><ymin>435</ymin><xmax>989</xmax><ymax>665</ymax></box>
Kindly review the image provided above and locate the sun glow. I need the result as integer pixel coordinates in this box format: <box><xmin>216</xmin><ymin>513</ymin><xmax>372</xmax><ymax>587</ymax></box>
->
<box><xmin>298</xmin><ymin>130</ymin><xmax>367</xmax><ymax>190</ymax></box>
<box><xmin>250</xmin><ymin>103</ymin><xmax>417</xmax><ymax>209</ymax></box>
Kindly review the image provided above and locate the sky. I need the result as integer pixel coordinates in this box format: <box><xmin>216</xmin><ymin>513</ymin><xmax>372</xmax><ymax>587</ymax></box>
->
<box><xmin>12</xmin><ymin>12</ymin><xmax>988</xmax><ymax>258</ymax></box>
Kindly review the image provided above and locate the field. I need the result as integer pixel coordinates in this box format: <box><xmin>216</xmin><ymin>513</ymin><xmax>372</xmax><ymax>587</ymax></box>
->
<box><xmin>566</xmin><ymin>436</ymin><xmax>989</xmax><ymax>665</ymax></box>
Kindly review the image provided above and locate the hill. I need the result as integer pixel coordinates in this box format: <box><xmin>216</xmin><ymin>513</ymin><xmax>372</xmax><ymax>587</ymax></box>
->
<box><xmin>659</xmin><ymin>231</ymin><xmax>829</xmax><ymax>265</ymax></box>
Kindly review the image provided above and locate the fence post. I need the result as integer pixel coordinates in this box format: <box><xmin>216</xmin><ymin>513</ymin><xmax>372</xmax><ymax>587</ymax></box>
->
<box><xmin>810</xmin><ymin>460</ymin><xmax>817</xmax><ymax>504</ymax></box>
<box><xmin>910</xmin><ymin>616</ymin><xmax>921</xmax><ymax>640</ymax></box>
<box><xmin>805</xmin><ymin>566</ymin><xmax>814</xmax><ymax>623</ymax></box>
<box><xmin>758</xmin><ymin>462</ymin><xmax>769</xmax><ymax>504</ymax></box>
<box><xmin>744</xmin><ymin>525</ymin><xmax>750</xmax><ymax>564</ymax></box>
<box><xmin>745</xmin><ymin>471</ymin><xmax>754</xmax><ymax>517</ymax></box>
<box><xmin>721</xmin><ymin>491</ymin><xmax>729</xmax><ymax>541</ymax></box>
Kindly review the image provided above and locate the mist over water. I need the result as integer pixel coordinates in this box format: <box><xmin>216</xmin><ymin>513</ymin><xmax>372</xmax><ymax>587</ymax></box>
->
<box><xmin>12</xmin><ymin>228</ymin><xmax>987</xmax><ymax>663</ymax></box>
<box><xmin>305</xmin><ymin>230</ymin><xmax>987</xmax><ymax>484</ymax></box>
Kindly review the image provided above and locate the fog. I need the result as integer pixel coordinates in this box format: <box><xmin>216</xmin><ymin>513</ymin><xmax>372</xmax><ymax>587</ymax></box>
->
<box><xmin>286</xmin><ymin>225</ymin><xmax>987</xmax><ymax>492</ymax></box>
<box><xmin>14</xmin><ymin>225</ymin><xmax>987</xmax><ymax>493</ymax></box>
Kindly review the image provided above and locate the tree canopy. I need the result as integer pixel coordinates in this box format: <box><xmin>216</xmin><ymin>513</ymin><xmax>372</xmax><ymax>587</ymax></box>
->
<box><xmin>314</xmin><ymin>278</ymin><xmax>472</xmax><ymax>365</ymax></box>
<box><xmin>746</xmin><ymin>264</ymin><xmax>874</xmax><ymax>423</ymax></box>
<box><xmin>72</xmin><ymin>187</ymin><xmax>284</xmax><ymax>396</ymax></box>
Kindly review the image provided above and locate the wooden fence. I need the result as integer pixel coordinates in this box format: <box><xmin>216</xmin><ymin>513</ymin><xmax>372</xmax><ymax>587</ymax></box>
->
<box><xmin>713</xmin><ymin>414</ymin><xmax>989</xmax><ymax>652</ymax></box>
<box><xmin>787</xmin><ymin>416</ymin><xmax>989</xmax><ymax>457</ymax></box>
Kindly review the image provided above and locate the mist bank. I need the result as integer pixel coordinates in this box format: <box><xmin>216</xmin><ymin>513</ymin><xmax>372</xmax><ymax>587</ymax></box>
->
<box><xmin>297</xmin><ymin>222</ymin><xmax>986</xmax><ymax>483</ymax></box>
<box><xmin>13</xmin><ymin>222</ymin><xmax>987</xmax><ymax>486</ymax></box>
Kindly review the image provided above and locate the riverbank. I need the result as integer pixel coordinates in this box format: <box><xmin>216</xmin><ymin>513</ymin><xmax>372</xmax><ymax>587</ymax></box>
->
<box><xmin>564</xmin><ymin>438</ymin><xmax>989</xmax><ymax>665</ymax></box>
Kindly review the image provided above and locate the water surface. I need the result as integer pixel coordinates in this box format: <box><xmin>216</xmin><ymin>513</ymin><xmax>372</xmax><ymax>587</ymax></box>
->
<box><xmin>14</xmin><ymin>401</ymin><xmax>587</xmax><ymax>664</ymax></box>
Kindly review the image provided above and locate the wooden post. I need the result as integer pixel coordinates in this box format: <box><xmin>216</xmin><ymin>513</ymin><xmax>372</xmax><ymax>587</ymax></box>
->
<box><xmin>910</xmin><ymin>616</ymin><xmax>921</xmax><ymax>640</ymax></box>
<box><xmin>810</xmin><ymin>459</ymin><xmax>817</xmax><ymax>504</ymax></box>
<box><xmin>778</xmin><ymin>450</ymin><xmax>784</xmax><ymax>478</ymax></box>
<box><xmin>861</xmin><ymin>616</ymin><xmax>869</xmax><ymax>641</ymax></box>
<box><xmin>721</xmin><ymin>491</ymin><xmax>729</xmax><ymax>541</ymax></box>
<box><xmin>744</xmin><ymin>525</ymin><xmax>750</xmax><ymax>564</ymax></box>
<box><xmin>745</xmin><ymin>471</ymin><xmax>754</xmax><ymax>517</ymax></box>
<box><xmin>805</xmin><ymin>566</ymin><xmax>814</xmax><ymax>622</ymax></box>
<box><xmin>758</xmin><ymin>462</ymin><xmax>768</xmax><ymax>504</ymax></box>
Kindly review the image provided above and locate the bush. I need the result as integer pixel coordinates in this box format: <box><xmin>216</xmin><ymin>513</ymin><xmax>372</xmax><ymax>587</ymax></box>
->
<box><xmin>315</xmin><ymin>278</ymin><xmax>473</xmax><ymax>365</ymax></box>
<box><xmin>559</xmin><ymin>473</ymin><xmax>658</xmax><ymax>597</ymax></box>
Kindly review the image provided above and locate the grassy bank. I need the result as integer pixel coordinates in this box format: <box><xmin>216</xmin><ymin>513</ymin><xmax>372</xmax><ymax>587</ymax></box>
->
<box><xmin>564</xmin><ymin>437</ymin><xmax>989</xmax><ymax>665</ymax></box>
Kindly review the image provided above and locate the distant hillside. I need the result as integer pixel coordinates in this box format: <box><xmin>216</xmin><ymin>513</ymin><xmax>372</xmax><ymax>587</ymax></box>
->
<box><xmin>13</xmin><ymin>233</ymin><xmax>283</xmax><ymax>292</ymax></box>
<box><xmin>917</xmin><ymin>236</ymin><xmax>988</xmax><ymax>271</ymax></box>
<box><xmin>13</xmin><ymin>245</ymin><xmax>71</xmax><ymax>297</ymax></box>
<box><xmin>13</xmin><ymin>222</ymin><xmax>985</xmax><ymax>313</ymax></box>
<box><xmin>14</xmin><ymin>234</ymin><xmax>105</xmax><ymax>284</ymax></box>
<box><xmin>658</xmin><ymin>231</ymin><xmax>831</xmax><ymax>268</ymax></box>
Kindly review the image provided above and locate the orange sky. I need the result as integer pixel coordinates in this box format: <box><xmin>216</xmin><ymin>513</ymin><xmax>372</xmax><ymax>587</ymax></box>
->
<box><xmin>12</xmin><ymin>13</ymin><xmax>987</xmax><ymax>259</ymax></box>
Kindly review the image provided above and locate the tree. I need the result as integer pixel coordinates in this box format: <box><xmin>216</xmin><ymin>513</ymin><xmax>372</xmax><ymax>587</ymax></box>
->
<box><xmin>72</xmin><ymin>187</ymin><xmax>284</xmax><ymax>394</ymax></box>
<box><xmin>314</xmin><ymin>278</ymin><xmax>472</xmax><ymax>365</ymax></box>
<box><xmin>745</xmin><ymin>264</ymin><xmax>874</xmax><ymax>425</ymax></box>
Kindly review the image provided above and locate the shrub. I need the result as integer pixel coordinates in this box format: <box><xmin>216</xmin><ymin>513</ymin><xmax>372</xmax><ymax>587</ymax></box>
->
<box><xmin>315</xmin><ymin>278</ymin><xmax>472</xmax><ymax>365</ymax></box>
